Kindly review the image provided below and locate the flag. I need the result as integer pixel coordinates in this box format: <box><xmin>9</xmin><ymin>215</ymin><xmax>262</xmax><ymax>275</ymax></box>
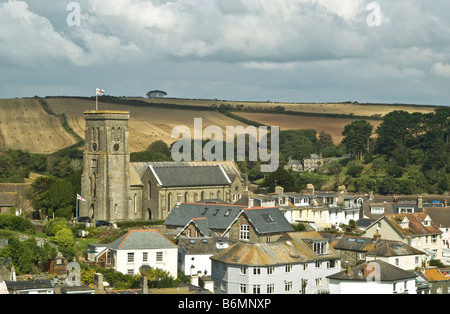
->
<box><xmin>77</xmin><ymin>194</ymin><xmax>86</xmax><ymax>202</ymax></box>
<box><xmin>96</xmin><ymin>88</ymin><xmax>105</xmax><ymax>96</ymax></box>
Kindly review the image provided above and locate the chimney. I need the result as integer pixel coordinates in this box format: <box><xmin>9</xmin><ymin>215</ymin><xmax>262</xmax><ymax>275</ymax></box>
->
<box><xmin>417</xmin><ymin>195</ymin><xmax>423</xmax><ymax>209</ymax></box>
<box><xmin>347</xmin><ymin>264</ymin><xmax>352</xmax><ymax>277</ymax></box>
<box><xmin>275</xmin><ymin>186</ymin><xmax>284</xmax><ymax>196</ymax></box>
<box><xmin>140</xmin><ymin>276</ymin><xmax>148</xmax><ymax>294</ymax></box>
<box><xmin>94</xmin><ymin>273</ymin><xmax>105</xmax><ymax>294</ymax></box>
<box><xmin>306</xmin><ymin>184</ymin><xmax>315</xmax><ymax>195</ymax></box>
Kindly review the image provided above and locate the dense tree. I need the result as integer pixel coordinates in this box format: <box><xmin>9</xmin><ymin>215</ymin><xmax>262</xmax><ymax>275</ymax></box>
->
<box><xmin>146</xmin><ymin>90</ymin><xmax>167</xmax><ymax>98</ymax></box>
<box><xmin>260</xmin><ymin>167</ymin><xmax>299</xmax><ymax>193</ymax></box>
<box><xmin>342</xmin><ymin>120</ymin><xmax>373</xmax><ymax>160</ymax></box>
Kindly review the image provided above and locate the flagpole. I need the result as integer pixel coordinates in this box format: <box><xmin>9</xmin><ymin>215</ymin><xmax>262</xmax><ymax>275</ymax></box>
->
<box><xmin>96</xmin><ymin>87</ymin><xmax>98</xmax><ymax>111</ymax></box>
<box><xmin>76</xmin><ymin>196</ymin><xmax>79</xmax><ymax>218</ymax></box>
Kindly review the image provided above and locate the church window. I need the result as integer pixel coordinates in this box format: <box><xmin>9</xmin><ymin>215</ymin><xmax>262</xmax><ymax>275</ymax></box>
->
<box><xmin>117</xmin><ymin>127</ymin><xmax>121</xmax><ymax>142</ymax></box>
<box><xmin>167</xmin><ymin>193</ymin><xmax>172</xmax><ymax>212</ymax></box>
<box><xmin>184</xmin><ymin>192</ymin><xmax>188</xmax><ymax>202</ymax></box>
<box><xmin>148</xmin><ymin>181</ymin><xmax>151</xmax><ymax>199</ymax></box>
<box><xmin>134</xmin><ymin>194</ymin><xmax>137</xmax><ymax>213</ymax></box>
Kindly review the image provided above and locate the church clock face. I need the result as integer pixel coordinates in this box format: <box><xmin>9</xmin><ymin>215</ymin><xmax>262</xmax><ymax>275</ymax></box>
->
<box><xmin>113</xmin><ymin>143</ymin><xmax>120</xmax><ymax>152</ymax></box>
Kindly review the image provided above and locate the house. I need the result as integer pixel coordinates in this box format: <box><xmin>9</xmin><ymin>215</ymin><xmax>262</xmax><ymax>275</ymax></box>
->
<box><xmin>4</xmin><ymin>279</ymin><xmax>54</xmax><ymax>294</ymax></box>
<box><xmin>324</xmin><ymin>234</ymin><xmax>427</xmax><ymax>271</ymax></box>
<box><xmin>423</xmin><ymin>267</ymin><xmax>450</xmax><ymax>294</ymax></box>
<box><xmin>177</xmin><ymin>237</ymin><xmax>229</xmax><ymax>277</ymax></box>
<box><xmin>223</xmin><ymin>206</ymin><xmax>294</xmax><ymax>243</ymax></box>
<box><xmin>0</xmin><ymin>183</ymin><xmax>32</xmax><ymax>215</ymax></box>
<box><xmin>164</xmin><ymin>202</ymin><xmax>247</xmax><ymax>238</ymax></box>
<box><xmin>87</xmin><ymin>229</ymin><xmax>178</xmax><ymax>277</ymax></box>
<box><xmin>423</xmin><ymin>206</ymin><xmax>450</xmax><ymax>251</ymax></box>
<box><xmin>364</xmin><ymin>213</ymin><xmax>443</xmax><ymax>261</ymax></box>
<box><xmin>327</xmin><ymin>260</ymin><xmax>417</xmax><ymax>294</ymax></box>
<box><xmin>210</xmin><ymin>231</ymin><xmax>341</xmax><ymax>294</ymax></box>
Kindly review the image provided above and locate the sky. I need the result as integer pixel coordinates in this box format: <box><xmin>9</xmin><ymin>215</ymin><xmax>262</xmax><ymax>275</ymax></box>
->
<box><xmin>0</xmin><ymin>0</ymin><xmax>449</xmax><ymax>105</ymax></box>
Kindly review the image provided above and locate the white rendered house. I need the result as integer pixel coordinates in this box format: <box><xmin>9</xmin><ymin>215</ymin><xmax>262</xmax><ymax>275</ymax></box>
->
<box><xmin>104</xmin><ymin>229</ymin><xmax>178</xmax><ymax>277</ymax></box>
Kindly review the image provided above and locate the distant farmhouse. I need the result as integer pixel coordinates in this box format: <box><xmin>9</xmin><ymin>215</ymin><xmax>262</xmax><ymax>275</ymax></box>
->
<box><xmin>78</xmin><ymin>111</ymin><xmax>246</xmax><ymax>222</ymax></box>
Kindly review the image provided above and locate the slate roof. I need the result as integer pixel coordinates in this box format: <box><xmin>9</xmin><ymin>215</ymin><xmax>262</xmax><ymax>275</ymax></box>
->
<box><xmin>164</xmin><ymin>202</ymin><xmax>246</xmax><ymax>230</ymax></box>
<box><xmin>327</xmin><ymin>260</ymin><xmax>417</xmax><ymax>282</ymax></box>
<box><xmin>5</xmin><ymin>279</ymin><xmax>53</xmax><ymax>292</ymax></box>
<box><xmin>424</xmin><ymin>207</ymin><xmax>450</xmax><ymax>228</ymax></box>
<box><xmin>327</xmin><ymin>235</ymin><xmax>426</xmax><ymax>257</ymax></box>
<box><xmin>178</xmin><ymin>237</ymin><xmax>220</xmax><ymax>255</ymax></box>
<box><xmin>148</xmin><ymin>163</ymin><xmax>231</xmax><ymax>187</ymax></box>
<box><xmin>239</xmin><ymin>207</ymin><xmax>294</xmax><ymax>235</ymax></box>
<box><xmin>108</xmin><ymin>229</ymin><xmax>178</xmax><ymax>250</ymax></box>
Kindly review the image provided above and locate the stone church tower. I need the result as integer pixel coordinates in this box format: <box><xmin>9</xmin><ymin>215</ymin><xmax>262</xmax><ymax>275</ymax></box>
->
<box><xmin>79</xmin><ymin>111</ymin><xmax>131</xmax><ymax>222</ymax></box>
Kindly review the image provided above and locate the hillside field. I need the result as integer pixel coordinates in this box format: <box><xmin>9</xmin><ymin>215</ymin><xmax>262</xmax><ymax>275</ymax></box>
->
<box><xmin>0</xmin><ymin>96</ymin><xmax>439</xmax><ymax>154</ymax></box>
<box><xmin>0</xmin><ymin>98</ymin><xmax>77</xmax><ymax>154</ymax></box>
<box><xmin>45</xmin><ymin>97</ymin><xmax>251</xmax><ymax>152</ymax></box>
<box><xmin>135</xmin><ymin>97</ymin><xmax>437</xmax><ymax>117</ymax></box>
<box><xmin>233</xmin><ymin>112</ymin><xmax>381</xmax><ymax>144</ymax></box>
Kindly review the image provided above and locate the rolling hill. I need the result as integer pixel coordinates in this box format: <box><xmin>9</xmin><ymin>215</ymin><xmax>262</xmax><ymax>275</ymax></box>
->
<box><xmin>0</xmin><ymin>96</ymin><xmax>439</xmax><ymax>154</ymax></box>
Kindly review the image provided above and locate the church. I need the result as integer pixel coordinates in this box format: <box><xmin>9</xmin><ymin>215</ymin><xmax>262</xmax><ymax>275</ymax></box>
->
<box><xmin>79</xmin><ymin>110</ymin><xmax>246</xmax><ymax>222</ymax></box>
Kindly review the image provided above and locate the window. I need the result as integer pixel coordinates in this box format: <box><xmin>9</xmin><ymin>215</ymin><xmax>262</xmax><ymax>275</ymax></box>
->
<box><xmin>328</xmin><ymin>260</ymin><xmax>336</xmax><ymax>269</ymax></box>
<box><xmin>315</xmin><ymin>261</ymin><xmax>322</xmax><ymax>268</ymax></box>
<box><xmin>262</xmin><ymin>214</ymin><xmax>274</xmax><ymax>223</ymax></box>
<box><xmin>371</xmin><ymin>207</ymin><xmax>385</xmax><ymax>215</ymax></box>
<box><xmin>167</xmin><ymin>193</ymin><xmax>172</xmax><ymax>212</ymax></box>
<box><xmin>313</xmin><ymin>242</ymin><xmax>327</xmax><ymax>255</ymax></box>
<box><xmin>240</xmin><ymin>284</ymin><xmax>247</xmax><ymax>294</ymax></box>
<box><xmin>267</xmin><ymin>266</ymin><xmax>275</xmax><ymax>275</ymax></box>
<box><xmin>156</xmin><ymin>251</ymin><xmax>163</xmax><ymax>262</ymax></box>
<box><xmin>285</xmin><ymin>281</ymin><xmax>293</xmax><ymax>292</ymax></box>
<box><xmin>225</xmin><ymin>209</ymin><xmax>232</xmax><ymax>217</ymax></box>
<box><xmin>315</xmin><ymin>278</ymin><xmax>323</xmax><ymax>286</ymax></box>
<box><xmin>127</xmin><ymin>269</ymin><xmax>134</xmax><ymax>275</ymax></box>
<box><xmin>143</xmin><ymin>252</ymin><xmax>148</xmax><ymax>263</ymax></box>
<box><xmin>127</xmin><ymin>252</ymin><xmax>134</xmax><ymax>263</ymax></box>
<box><xmin>432</xmin><ymin>235</ymin><xmax>438</xmax><ymax>243</ymax></box>
<box><xmin>267</xmin><ymin>284</ymin><xmax>274</xmax><ymax>294</ymax></box>
<box><xmin>303</xmin><ymin>264</ymin><xmax>308</xmax><ymax>271</ymax></box>
<box><xmin>240</xmin><ymin>266</ymin><xmax>247</xmax><ymax>275</ymax></box>
<box><xmin>285</xmin><ymin>264</ymin><xmax>292</xmax><ymax>273</ymax></box>
<box><xmin>415</xmin><ymin>256</ymin><xmax>420</xmax><ymax>265</ymax></box>
<box><xmin>201</xmin><ymin>207</ymin><xmax>208</xmax><ymax>215</ymax></box>
<box><xmin>253</xmin><ymin>285</ymin><xmax>261</xmax><ymax>294</ymax></box>
<box><xmin>213</xmin><ymin>209</ymin><xmax>219</xmax><ymax>216</ymax></box>
<box><xmin>240</xmin><ymin>224</ymin><xmax>250</xmax><ymax>241</ymax></box>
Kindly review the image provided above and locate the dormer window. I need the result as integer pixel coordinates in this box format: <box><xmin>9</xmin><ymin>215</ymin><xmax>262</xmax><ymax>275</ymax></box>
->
<box><xmin>313</xmin><ymin>241</ymin><xmax>328</xmax><ymax>255</ymax></box>
<box><xmin>371</xmin><ymin>207</ymin><xmax>385</xmax><ymax>215</ymax></box>
<box><xmin>400</xmin><ymin>217</ymin><xmax>409</xmax><ymax>229</ymax></box>
<box><xmin>423</xmin><ymin>216</ymin><xmax>431</xmax><ymax>227</ymax></box>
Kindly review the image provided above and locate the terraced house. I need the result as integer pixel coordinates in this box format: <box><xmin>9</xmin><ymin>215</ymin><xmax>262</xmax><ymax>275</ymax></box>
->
<box><xmin>211</xmin><ymin>231</ymin><xmax>341</xmax><ymax>294</ymax></box>
<box><xmin>364</xmin><ymin>213</ymin><xmax>443</xmax><ymax>261</ymax></box>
